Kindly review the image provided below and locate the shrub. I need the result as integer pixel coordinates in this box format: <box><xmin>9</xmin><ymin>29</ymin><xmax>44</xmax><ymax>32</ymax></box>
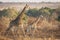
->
<box><xmin>26</xmin><ymin>8</ymin><xmax>40</xmax><ymax>17</ymax></box>
<box><xmin>0</xmin><ymin>8</ymin><xmax>18</xmax><ymax>20</ymax></box>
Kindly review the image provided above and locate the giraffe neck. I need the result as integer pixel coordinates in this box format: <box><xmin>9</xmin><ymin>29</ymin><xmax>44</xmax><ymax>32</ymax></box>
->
<box><xmin>13</xmin><ymin>4</ymin><xmax>28</xmax><ymax>25</ymax></box>
<box><xmin>33</xmin><ymin>17</ymin><xmax>40</xmax><ymax>28</ymax></box>
<box><xmin>30</xmin><ymin>16</ymin><xmax>40</xmax><ymax>25</ymax></box>
<box><xmin>16</xmin><ymin>4</ymin><xmax>28</xmax><ymax>20</ymax></box>
<box><xmin>34</xmin><ymin>17</ymin><xmax>40</xmax><ymax>25</ymax></box>
<box><xmin>18</xmin><ymin>4</ymin><xmax>28</xmax><ymax>26</ymax></box>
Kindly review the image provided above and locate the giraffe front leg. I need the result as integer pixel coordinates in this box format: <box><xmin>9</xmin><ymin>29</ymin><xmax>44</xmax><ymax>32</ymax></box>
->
<box><xmin>32</xmin><ymin>25</ymin><xmax>37</xmax><ymax>37</ymax></box>
<box><xmin>20</xmin><ymin>24</ymin><xmax>26</xmax><ymax>37</ymax></box>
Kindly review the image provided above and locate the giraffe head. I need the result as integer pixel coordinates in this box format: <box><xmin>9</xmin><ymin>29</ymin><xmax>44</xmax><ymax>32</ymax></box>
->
<box><xmin>25</xmin><ymin>4</ymin><xmax>29</xmax><ymax>9</ymax></box>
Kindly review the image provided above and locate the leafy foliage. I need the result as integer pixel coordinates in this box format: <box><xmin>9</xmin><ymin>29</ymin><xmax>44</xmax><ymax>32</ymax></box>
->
<box><xmin>0</xmin><ymin>8</ymin><xmax>18</xmax><ymax>20</ymax></box>
<box><xmin>26</xmin><ymin>8</ymin><xmax>40</xmax><ymax>17</ymax></box>
<box><xmin>26</xmin><ymin>7</ymin><xmax>55</xmax><ymax>18</ymax></box>
<box><xmin>39</xmin><ymin>7</ymin><xmax>50</xmax><ymax>17</ymax></box>
<box><xmin>0</xmin><ymin>8</ymin><xmax>18</xmax><ymax>29</ymax></box>
<box><xmin>22</xmin><ymin>13</ymin><xmax>28</xmax><ymax>24</ymax></box>
<box><xmin>39</xmin><ymin>7</ymin><xmax>55</xmax><ymax>16</ymax></box>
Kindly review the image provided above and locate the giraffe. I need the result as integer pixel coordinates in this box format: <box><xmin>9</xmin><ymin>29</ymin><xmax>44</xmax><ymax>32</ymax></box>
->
<box><xmin>4</xmin><ymin>4</ymin><xmax>29</xmax><ymax>37</ymax></box>
<box><xmin>26</xmin><ymin>16</ymin><xmax>40</xmax><ymax>37</ymax></box>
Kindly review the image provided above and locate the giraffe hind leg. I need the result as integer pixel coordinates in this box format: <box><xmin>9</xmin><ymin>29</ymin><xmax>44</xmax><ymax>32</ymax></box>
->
<box><xmin>4</xmin><ymin>25</ymin><xmax>13</xmax><ymax>35</ymax></box>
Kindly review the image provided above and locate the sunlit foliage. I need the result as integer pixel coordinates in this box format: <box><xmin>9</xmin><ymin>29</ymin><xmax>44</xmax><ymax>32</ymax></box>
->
<box><xmin>26</xmin><ymin>8</ymin><xmax>40</xmax><ymax>17</ymax></box>
<box><xmin>0</xmin><ymin>8</ymin><xmax>18</xmax><ymax>20</ymax></box>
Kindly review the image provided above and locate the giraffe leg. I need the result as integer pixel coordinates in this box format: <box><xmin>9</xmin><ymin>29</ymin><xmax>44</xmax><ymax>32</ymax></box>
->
<box><xmin>32</xmin><ymin>25</ymin><xmax>37</xmax><ymax>37</ymax></box>
<box><xmin>20</xmin><ymin>25</ymin><xmax>26</xmax><ymax>37</ymax></box>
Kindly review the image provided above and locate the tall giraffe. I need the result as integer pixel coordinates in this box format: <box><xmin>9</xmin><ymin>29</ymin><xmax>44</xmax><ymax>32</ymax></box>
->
<box><xmin>26</xmin><ymin>16</ymin><xmax>40</xmax><ymax>36</ymax></box>
<box><xmin>5</xmin><ymin>4</ymin><xmax>29</xmax><ymax>36</ymax></box>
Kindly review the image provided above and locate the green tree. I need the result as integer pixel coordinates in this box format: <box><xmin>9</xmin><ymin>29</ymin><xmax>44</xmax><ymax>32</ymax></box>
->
<box><xmin>26</xmin><ymin>8</ymin><xmax>40</xmax><ymax>17</ymax></box>
<box><xmin>0</xmin><ymin>8</ymin><xmax>19</xmax><ymax>29</ymax></box>
<box><xmin>39</xmin><ymin>7</ymin><xmax>51</xmax><ymax>19</ymax></box>
<box><xmin>0</xmin><ymin>8</ymin><xmax>18</xmax><ymax>20</ymax></box>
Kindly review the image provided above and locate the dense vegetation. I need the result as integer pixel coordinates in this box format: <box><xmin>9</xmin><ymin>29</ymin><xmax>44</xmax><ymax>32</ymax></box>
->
<box><xmin>0</xmin><ymin>8</ymin><xmax>18</xmax><ymax>29</ymax></box>
<box><xmin>26</xmin><ymin>8</ymin><xmax>40</xmax><ymax>17</ymax></box>
<box><xmin>26</xmin><ymin>7</ymin><xmax>60</xmax><ymax>21</ymax></box>
<box><xmin>0</xmin><ymin>7</ymin><xmax>60</xmax><ymax>40</ymax></box>
<box><xmin>26</xmin><ymin>7</ymin><xmax>55</xmax><ymax>17</ymax></box>
<box><xmin>0</xmin><ymin>7</ymin><xmax>60</xmax><ymax>25</ymax></box>
<box><xmin>0</xmin><ymin>7</ymin><xmax>60</xmax><ymax>28</ymax></box>
<box><xmin>0</xmin><ymin>8</ymin><xmax>18</xmax><ymax>20</ymax></box>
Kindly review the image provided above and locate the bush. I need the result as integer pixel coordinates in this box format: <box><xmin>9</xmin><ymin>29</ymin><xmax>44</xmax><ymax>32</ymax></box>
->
<box><xmin>0</xmin><ymin>8</ymin><xmax>18</xmax><ymax>32</ymax></box>
<box><xmin>0</xmin><ymin>8</ymin><xmax>18</xmax><ymax>20</ymax></box>
<box><xmin>26</xmin><ymin>7</ymin><xmax>55</xmax><ymax>18</ymax></box>
<box><xmin>26</xmin><ymin>8</ymin><xmax>40</xmax><ymax>17</ymax></box>
<box><xmin>39</xmin><ymin>7</ymin><xmax>55</xmax><ymax>16</ymax></box>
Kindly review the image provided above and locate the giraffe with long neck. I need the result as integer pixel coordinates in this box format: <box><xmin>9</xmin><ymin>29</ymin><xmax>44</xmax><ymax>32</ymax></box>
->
<box><xmin>5</xmin><ymin>4</ymin><xmax>28</xmax><ymax>36</ymax></box>
<box><xmin>26</xmin><ymin>16</ymin><xmax>40</xmax><ymax>36</ymax></box>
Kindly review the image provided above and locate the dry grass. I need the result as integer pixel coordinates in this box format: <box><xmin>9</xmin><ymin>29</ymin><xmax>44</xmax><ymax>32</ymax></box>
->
<box><xmin>0</xmin><ymin>36</ymin><xmax>13</xmax><ymax>40</ymax></box>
